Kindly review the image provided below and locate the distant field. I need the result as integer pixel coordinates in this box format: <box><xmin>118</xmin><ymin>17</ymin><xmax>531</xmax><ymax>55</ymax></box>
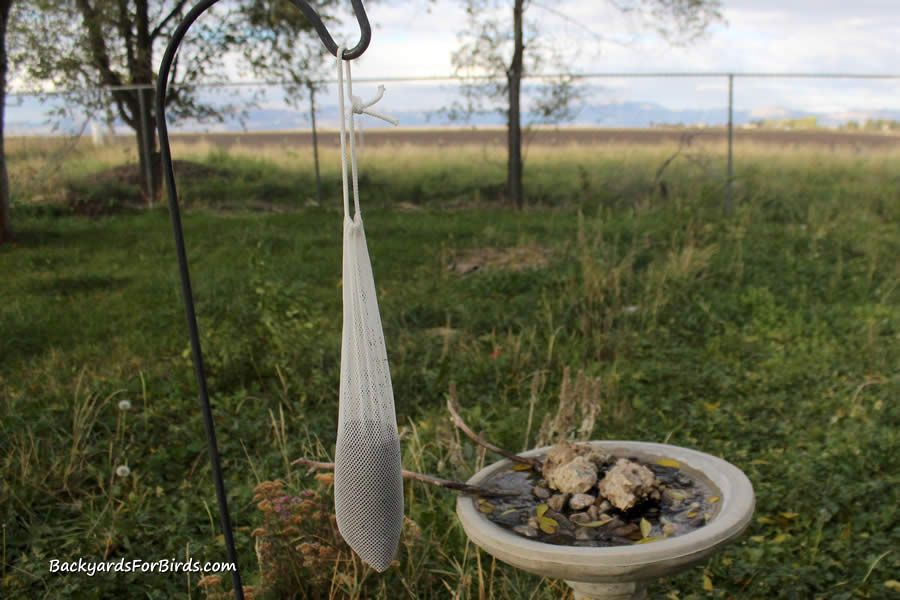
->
<box><xmin>171</xmin><ymin>126</ymin><xmax>900</xmax><ymax>150</ymax></box>
<box><xmin>10</xmin><ymin>126</ymin><xmax>900</xmax><ymax>153</ymax></box>
<box><xmin>160</xmin><ymin>126</ymin><xmax>900</xmax><ymax>152</ymax></box>
<box><xmin>8</xmin><ymin>126</ymin><xmax>900</xmax><ymax>217</ymax></box>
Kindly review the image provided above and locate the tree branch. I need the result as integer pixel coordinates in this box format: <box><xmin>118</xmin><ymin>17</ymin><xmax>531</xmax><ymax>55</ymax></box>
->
<box><xmin>74</xmin><ymin>0</ymin><xmax>124</xmax><ymax>88</ymax></box>
<box><xmin>291</xmin><ymin>458</ymin><xmax>519</xmax><ymax>498</ymax></box>
<box><xmin>117</xmin><ymin>0</ymin><xmax>136</xmax><ymax>81</ymax></box>
<box><xmin>150</xmin><ymin>0</ymin><xmax>190</xmax><ymax>42</ymax></box>
<box><xmin>447</xmin><ymin>382</ymin><xmax>543</xmax><ymax>469</ymax></box>
<box><xmin>652</xmin><ymin>132</ymin><xmax>695</xmax><ymax>198</ymax></box>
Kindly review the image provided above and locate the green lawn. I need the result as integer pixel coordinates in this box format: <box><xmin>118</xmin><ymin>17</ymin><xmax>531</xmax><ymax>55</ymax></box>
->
<box><xmin>1</xmin><ymin>141</ymin><xmax>898</xmax><ymax>599</ymax></box>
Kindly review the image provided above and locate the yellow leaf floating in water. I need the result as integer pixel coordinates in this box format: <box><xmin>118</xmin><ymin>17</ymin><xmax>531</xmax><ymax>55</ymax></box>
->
<box><xmin>500</xmin><ymin>508</ymin><xmax>517</xmax><ymax>516</ymax></box>
<box><xmin>512</xmin><ymin>463</ymin><xmax>532</xmax><ymax>471</ymax></box>
<box><xmin>686</xmin><ymin>511</ymin><xmax>699</xmax><ymax>518</ymax></box>
<box><xmin>665</xmin><ymin>489</ymin><xmax>688</xmax><ymax>501</ymax></box>
<box><xmin>537</xmin><ymin>516</ymin><xmax>558</xmax><ymax>534</ymax></box>
<box><xmin>634</xmin><ymin>536</ymin><xmax>665</xmax><ymax>544</ymax></box>
<box><xmin>477</xmin><ymin>499</ymin><xmax>494</xmax><ymax>514</ymax></box>
<box><xmin>640</xmin><ymin>518</ymin><xmax>652</xmax><ymax>538</ymax></box>
<box><xmin>536</xmin><ymin>504</ymin><xmax>549</xmax><ymax>518</ymax></box>
<box><xmin>709</xmin><ymin>496</ymin><xmax>720</xmax><ymax>503</ymax></box>
<box><xmin>581</xmin><ymin>516</ymin><xmax>614</xmax><ymax>527</ymax></box>
<box><xmin>656</xmin><ymin>458</ymin><xmax>681</xmax><ymax>469</ymax></box>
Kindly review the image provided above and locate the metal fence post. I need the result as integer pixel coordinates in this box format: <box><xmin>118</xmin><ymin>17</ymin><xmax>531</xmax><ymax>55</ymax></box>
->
<box><xmin>726</xmin><ymin>73</ymin><xmax>734</xmax><ymax>214</ymax></box>
<box><xmin>309</xmin><ymin>83</ymin><xmax>323</xmax><ymax>205</ymax></box>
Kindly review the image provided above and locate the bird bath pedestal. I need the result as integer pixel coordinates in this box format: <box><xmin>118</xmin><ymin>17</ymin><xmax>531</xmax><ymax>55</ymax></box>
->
<box><xmin>456</xmin><ymin>441</ymin><xmax>754</xmax><ymax>600</ymax></box>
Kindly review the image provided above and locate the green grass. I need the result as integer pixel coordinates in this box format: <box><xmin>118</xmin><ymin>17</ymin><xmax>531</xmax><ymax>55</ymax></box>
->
<box><xmin>1</xmin><ymin>139</ymin><xmax>899</xmax><ymax>599</ymax></box>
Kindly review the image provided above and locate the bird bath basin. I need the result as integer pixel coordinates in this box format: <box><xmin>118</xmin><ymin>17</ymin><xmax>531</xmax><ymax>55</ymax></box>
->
<box><xmin>456</xmin><ymin>441</ymin><xmax>754</xmax><ymax>600</ymax></box>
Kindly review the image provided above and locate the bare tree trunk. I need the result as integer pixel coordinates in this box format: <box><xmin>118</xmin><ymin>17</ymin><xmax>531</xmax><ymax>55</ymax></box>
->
<box><xmin>79</xmin><ymin>0</ymin><xmax>160</xmax><ymax>206</ymax></box>
<box><xmin>134</xmin><ymin>0</ymin><xmax>159</xmax><ymax>206</ymax></box>
<box><xmin>506</xmin><ymin>0</ymin><xmax>524</xmax><ymax>209</ymax></box>
<box><xmin>134</xmin><ymin>90</ymin><xmax>159</xmax><ymax>206</ymax></box>
<box><xmin>0</xmin><ymin>0</ymin><xmax>12</xmax><ymax>244</ymax></box>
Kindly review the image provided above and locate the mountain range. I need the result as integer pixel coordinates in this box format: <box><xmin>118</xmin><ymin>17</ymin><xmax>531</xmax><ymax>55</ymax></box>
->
<box><xmin>195</xmin><ymin>101</ymin><xmax>900</xmax><ymax>133</ymax></box>
<box><xmin>7</xmin><ymin>99</ymin><xmax>900</xmax><ymax>135</ymax></box>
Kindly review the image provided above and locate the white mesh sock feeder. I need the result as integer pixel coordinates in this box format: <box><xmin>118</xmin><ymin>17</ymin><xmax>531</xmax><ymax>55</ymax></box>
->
<box><xmin>333</xmin><ymin>47</ymin><xmax>404</xmax><ymax>572</ymax></box>
<box><xmin>155</xmin><ymin>3</ymin><xmax>374</xmax><ymax>598</ymax></box>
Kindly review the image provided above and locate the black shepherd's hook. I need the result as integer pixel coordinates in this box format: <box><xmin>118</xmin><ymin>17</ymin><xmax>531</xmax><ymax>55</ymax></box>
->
<box><xmin>156</xmin><ymin>2</ymin><xmax>370</xmax><ymax>598</ymax></box>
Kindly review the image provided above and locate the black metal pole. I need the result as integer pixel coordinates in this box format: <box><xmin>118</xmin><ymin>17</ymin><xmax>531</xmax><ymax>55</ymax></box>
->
<box><xmin>155</xmin><ymin>2</ymin><xmax>372</xmax><ymax>598</ymax></box>
<box><xmin>156</xmin><ymin>2</ymin><xmax>244</xmax><ymax>595</ymax></box>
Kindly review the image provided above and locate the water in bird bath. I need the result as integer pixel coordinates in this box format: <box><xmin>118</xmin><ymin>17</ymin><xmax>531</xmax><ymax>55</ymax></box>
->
<box><xmin>475</xmin><ymin>448</ymin><xmax>719</xmax><ymax>548</ymax></box>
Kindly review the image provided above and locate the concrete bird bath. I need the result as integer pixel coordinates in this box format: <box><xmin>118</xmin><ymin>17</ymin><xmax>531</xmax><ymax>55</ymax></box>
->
<box><xmin>456</xmin><ymin>441</ymin><xmax>754</xmax><ymax>600</ymax></box>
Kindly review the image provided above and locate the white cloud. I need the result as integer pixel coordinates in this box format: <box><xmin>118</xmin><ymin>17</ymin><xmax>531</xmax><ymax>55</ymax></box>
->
<box><xmin>9</xmin><ymin>0</ymin><xmax>900</xmax><ymax>132</ymax></box>
<box><xmin>212</xmin><ymin>0</ymin><xmax>899</xmax><ymax>113</ymax></box>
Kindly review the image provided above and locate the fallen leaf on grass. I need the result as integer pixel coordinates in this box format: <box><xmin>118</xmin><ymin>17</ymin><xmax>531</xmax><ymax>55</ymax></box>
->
<box><xmin>702</xmin><ymin>573</ymin><xmax>713</xmax><ymax>592</ymax></box>
<box><xmin>314</xmin><ymin>472</ymin><xmax>334</xmax><ymax>485</ymax></box>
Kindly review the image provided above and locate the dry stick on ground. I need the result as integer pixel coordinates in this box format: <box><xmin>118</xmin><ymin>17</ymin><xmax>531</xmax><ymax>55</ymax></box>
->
<box><xmin>652</xmin><ymin>132</ymin><xmax>696</xmax><ymax>201</ymax></box>
<box><xmin>292</xmin><ymin>383</ymin><xmax>543</xmax><ymax>497</ymax></box>
<box><xmin>290</xmin><ymin>458</ymin><xmax>518</xmax><ymax>497</ymax></box>
<box><xmin>447</xmin><ymin>382</ymin><xmax>543</xmax><ymax>470</ymax></box>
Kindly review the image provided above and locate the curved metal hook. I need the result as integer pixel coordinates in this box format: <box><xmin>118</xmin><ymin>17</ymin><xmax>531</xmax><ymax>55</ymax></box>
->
<box><xmin>288</xmin><ymin>0</ymin><xmax>371</xmax><ymax>60</ymax></box>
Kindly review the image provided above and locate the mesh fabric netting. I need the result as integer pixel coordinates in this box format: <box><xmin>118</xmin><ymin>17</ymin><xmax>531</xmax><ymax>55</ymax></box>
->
<box><xmin>334</xmin><ymin>214</ymin><xmax>404</xmax><ymax>572</ymax></box>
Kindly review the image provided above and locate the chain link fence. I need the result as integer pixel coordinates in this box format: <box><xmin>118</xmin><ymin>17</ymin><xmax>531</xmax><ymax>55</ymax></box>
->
<box><xmin>7</xmin><ymin>72</ymin><xmax>900</xmax><ymax>209</ymax></box>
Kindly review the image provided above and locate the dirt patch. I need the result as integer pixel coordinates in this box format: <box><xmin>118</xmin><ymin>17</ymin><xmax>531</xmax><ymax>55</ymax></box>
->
<box><xmin>67</xmin><ymin>159</ymin><xmax>224</xmax><ymax>216</ymax></box>
<box><xmin>99</xmin><ymin>159</ymin><xmax>221</xmax><ymax>187</ymax></box>
<box><xmin>447</xmin><ymin>245</ymin><xmax>550</xmax><ymax>274</ymax></box>
<box><xmin>166</xmin><ymin>127</ymin><xmax>900</xmax><ymax>150</ymax></box>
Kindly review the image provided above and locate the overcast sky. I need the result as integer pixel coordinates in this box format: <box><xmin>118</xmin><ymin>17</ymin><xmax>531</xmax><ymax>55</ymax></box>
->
<box><xmin>7</xmin><ymin>1</ymin><xmax>900</xmax><ymax>133</ymax></box>
<box><xmin>330</xmin><ymin>0</ymin><xmax>900</xmax><ymax>114</ymax></box>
